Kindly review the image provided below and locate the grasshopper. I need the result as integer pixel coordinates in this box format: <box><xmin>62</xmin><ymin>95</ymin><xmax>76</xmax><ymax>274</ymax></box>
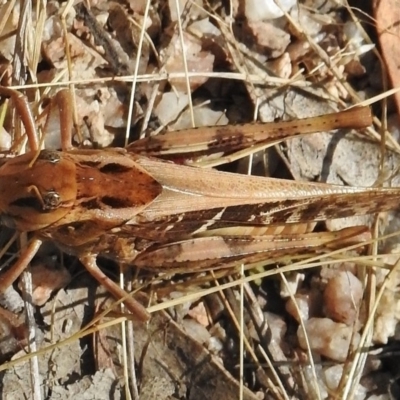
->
<box><xmin>0</xmin><ymin>86</ymin><xmax>398</xmax><ymax>322</ymax></box>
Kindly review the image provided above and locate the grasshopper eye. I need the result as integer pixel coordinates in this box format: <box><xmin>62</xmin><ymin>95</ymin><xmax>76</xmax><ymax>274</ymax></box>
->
<box><xmin>42</xmin><ymin>190</ymin><xmax>61</xmax><ymax>210</ymax></box>
<box><xmin>38</xmin><ymin>150</ymin><xmax>60</xmax><ymax>163</ymax></box>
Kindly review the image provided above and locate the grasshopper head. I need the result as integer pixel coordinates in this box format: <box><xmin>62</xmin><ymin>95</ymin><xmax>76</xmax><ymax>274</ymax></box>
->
<box><xmin>0</xmin><ymin>150</ymin><xmax>77</xmax><ymax>231</ymax></box>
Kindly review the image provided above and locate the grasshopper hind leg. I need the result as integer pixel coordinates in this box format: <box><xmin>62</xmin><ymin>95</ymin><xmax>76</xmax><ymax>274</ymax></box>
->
<box><xmin>133</xmin><ymin>227</ymin><xmax>370</xmax><ymax>272</ymax></box>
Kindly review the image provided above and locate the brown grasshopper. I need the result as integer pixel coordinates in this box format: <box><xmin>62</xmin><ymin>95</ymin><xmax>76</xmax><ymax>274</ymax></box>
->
<box><xmin>0</xmin><ymin>86</ymin><xmax>399</xmax><ymax>322</ymax></box>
